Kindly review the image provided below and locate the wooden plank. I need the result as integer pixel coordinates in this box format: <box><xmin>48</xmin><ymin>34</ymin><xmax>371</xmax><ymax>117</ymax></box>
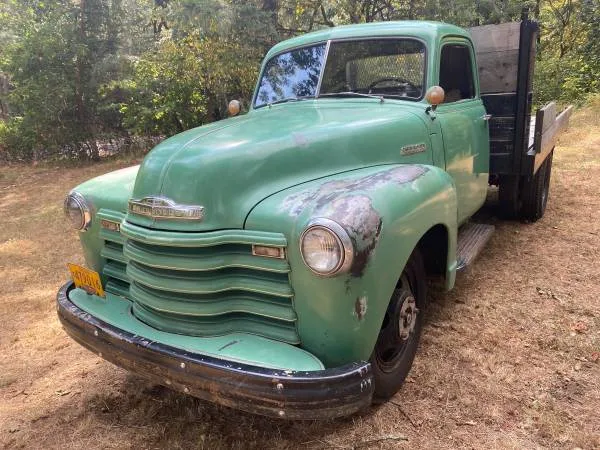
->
<box><xmin>475</xmin><ymin>49</ymin><xmax>519</xmax><ymax>93</ymax></box>
<box><xmin>469</xmin><ymin>22</ymin><xmax>521</xmax><ymax>53</ymax></box>
<box><xmin>533</xmin><ymin>102</ymin><xmax>559</xmax><ymax>154</ymax></box>
<box><xmin>469</xmin><ymin>22</ymin><xmax>521</xmax><ymax>95</ymax></box>
<box><xmin>532</xmin><ymin>105</ymin><xmax>574</xmax><ymax>173</ymax></box>
<box><xmin>541</xmin><ymin>102</ymin><xmax>557</xmax><ymax>134</ymax></box>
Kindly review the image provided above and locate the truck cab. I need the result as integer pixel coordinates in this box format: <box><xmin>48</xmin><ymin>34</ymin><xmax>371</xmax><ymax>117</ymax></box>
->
<box><xmin>58</xmin><ymin>18</ymin><xmax>571</xmax><ymax>419</ymax></box>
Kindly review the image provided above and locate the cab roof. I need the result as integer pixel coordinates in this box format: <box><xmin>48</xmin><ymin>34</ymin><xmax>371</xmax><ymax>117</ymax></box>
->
<box><xmin>266</xmin><ymin>21</ymin><xmax>471</xmax><ymax>58</ymax></box>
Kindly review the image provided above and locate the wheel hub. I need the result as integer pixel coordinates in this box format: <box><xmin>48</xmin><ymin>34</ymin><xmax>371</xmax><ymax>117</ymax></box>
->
<box><xmin>398</xmin><ymin>295</ymin><xmax>418</xmax><ymax>340</ymax></box>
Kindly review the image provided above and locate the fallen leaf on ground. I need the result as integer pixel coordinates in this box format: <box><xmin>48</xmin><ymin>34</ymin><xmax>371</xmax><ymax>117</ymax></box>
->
<box><xmin>456</xmin><ymin>420</ymin><xmax>477</xmax><ymax>426</ymax></box>
<box><xmin>571</xmin><ymin>322</ymin><xmax>588</xmax><ymax>334</ymax></box>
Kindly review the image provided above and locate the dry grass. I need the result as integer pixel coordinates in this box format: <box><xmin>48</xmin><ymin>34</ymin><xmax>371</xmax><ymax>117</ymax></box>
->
<box><xmin>1</xmin><ymin>107</ymin><xmax>599</xmax><ymax>449</ymax></box>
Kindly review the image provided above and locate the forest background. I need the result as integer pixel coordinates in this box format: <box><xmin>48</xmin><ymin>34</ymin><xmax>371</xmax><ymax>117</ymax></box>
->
<box><xmin>0</xmin><ymin>0</ymin><xmax>598</xmax><ymax>162</ymax></box>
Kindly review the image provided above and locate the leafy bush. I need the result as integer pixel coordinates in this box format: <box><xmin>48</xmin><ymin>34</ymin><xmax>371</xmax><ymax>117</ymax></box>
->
<box><xmin>0</xmin><ymin>117</ymin><xmax>36</xmax><ymax>162</ymax></box>
<box><xmin>103</xmin><ymin>34</ymin><xmax>260</xmax><ymax>137</ymax></box>
<box><xmin>96</xmin><ymin>0</ymin><xmax>275</xmax><ymax>139</ymax></box>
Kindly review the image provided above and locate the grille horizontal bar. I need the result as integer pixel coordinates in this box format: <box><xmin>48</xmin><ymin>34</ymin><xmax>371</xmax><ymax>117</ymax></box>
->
<box><xmin>103</xmin><ymin>260</ymin><xmax>130</xmax><ymax>283</ymax></box>
<box><xmin>129</xmin><ymin>282</ymin><xmax>296</xmax><ymax>321</ymax></box>
<box><xmin>133</xmin><ymin>301</ymin><xmax>300</xmax><ymax>343</ymax></box>
<box><xmin>101</xmin><ymin>241</ymin><xmax>128</xmax><ymax>264</ymax></box>
<box><xmin>121</xmin><ymin>220</ymin><xmax>287</xmax><ymax>248</ymax></box>
<box><xmin>127</xmin><ymin>261</ymin><xmax>293</xmax><ymax>297</ymax></box>
<box><xmin>123</xmin><ymin>240</ymin><xmax>289</xmax><ymax>273</ymax></box>
<box><xmin>105</xmin><ymin>278</ymin><xmax>130</xmax><ymax>298</ymax></box>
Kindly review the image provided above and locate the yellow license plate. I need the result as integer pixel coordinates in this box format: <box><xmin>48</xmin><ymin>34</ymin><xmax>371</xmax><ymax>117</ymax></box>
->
<box><xmin>68</xmin><ymin>264</ymin><xmax>105</xmax><ymax>297</ymax></box>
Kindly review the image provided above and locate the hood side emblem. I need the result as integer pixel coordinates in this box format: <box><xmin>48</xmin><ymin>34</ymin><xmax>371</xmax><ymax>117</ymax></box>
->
<box><xmin>400</xmin><ymin>143</ymin><xmax>426</xmax><ymax>156</ymax></box>
<box><xmin>129</xmin><ymin>197</ymin><xmax>205</xmax><ymax>221</ymax></box>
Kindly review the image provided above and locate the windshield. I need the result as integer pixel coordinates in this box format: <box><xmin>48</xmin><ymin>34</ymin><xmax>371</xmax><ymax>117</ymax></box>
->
<box><xmin>254</xmin><ymin>44</ymin><xmax>326</xmax><ymax>107</ymax></box>
<box><xmin>254</xmin><ymin>39</ymin><xmax>425</xmax><ymax>108</ymax></box>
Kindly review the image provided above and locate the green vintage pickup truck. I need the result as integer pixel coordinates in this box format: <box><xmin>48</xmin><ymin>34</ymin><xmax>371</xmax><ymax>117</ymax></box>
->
<box><xmin>58</xmin><ymin>16</ymin><xmax>571</xmax><ymax>419</ymax></box>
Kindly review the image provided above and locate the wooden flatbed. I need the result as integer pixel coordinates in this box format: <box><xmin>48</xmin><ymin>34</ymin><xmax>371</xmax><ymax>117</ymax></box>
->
<box><xmin>468</xmin><ymin>13</ymin><xmax>572</xmax><ymax>220</ymax></box>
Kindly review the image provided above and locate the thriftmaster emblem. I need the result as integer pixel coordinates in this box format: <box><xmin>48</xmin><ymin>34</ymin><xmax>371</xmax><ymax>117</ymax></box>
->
<box><xmin>128</xmin><ymin>197</ymin><xmax>205</xmax><ymax>220</ymax></box>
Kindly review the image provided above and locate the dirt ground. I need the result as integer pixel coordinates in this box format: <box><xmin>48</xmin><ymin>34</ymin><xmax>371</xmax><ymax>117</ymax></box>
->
<box><xmin>1</xmin><ymin>105</ymin><xmax>599</xmax><ymax>450</ymax></box>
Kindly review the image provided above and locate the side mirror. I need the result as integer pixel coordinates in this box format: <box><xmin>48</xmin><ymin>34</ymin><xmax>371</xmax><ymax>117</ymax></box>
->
<box><xmin>425</xmin><ymin>86</ymin><xmax>445</xmax><ymax>110</ymax></box>
<box><xmin>228</xmin><ymin>99</ymin><xmax>241</xmax><ymax>117</ymax></box>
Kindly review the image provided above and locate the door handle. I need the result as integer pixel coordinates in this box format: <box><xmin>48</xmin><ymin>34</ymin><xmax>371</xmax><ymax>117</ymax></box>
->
<box><xmin>482</xmin><ymin>114</ymin><xmax>492</xmax><ymax>121</ymax></box>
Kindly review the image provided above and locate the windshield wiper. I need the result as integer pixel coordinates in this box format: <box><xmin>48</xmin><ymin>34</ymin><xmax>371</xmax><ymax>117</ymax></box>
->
<box><xmin>263</xmin><ymin>95</ymin><xmax>314</xmax><ymax>108</ymax></box>
<box><xmin>317</xmin><ymin>92</ymin><xmax>384</xmax><ymax>102</ymax></box>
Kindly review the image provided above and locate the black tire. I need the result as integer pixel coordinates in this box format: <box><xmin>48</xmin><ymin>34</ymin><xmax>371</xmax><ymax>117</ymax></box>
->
<box><xmin>498</xmin><ymin>175</ymin><xmax>520</xmax><ymax>219</ymax></box>
<box><xmin>521</xmin><ymin>149</ymin><xmax>553</xmax><ymax>222</ymax></box>
<box><xmin>369</xmin><ymin>249</ymin><xmax>427</xmax><ymax>402</ymax></box>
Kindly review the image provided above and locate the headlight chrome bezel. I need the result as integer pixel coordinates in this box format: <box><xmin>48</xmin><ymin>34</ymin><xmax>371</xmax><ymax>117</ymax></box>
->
<box><xmin>299</xmin><ymin>218</ymin><xmax>354</xmax><ymax>277</ymax></box>
<box><xmin>64</xmin><ymin>191</ymin><xmax>92</xmax><ymax>231</ymax></box>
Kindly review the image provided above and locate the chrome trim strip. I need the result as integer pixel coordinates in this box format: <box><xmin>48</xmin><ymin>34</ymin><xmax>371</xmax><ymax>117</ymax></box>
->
<box><xmin>315</xmin><ymin>40</ymin><xmax>331</xmax><ymax>96</ymax></box>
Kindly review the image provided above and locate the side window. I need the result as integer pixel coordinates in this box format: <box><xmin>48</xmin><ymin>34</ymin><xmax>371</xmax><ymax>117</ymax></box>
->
<box><xmin>439</xmin><ymin>44</ymin><xmax>475</xmax><ymax>103</ymax></box>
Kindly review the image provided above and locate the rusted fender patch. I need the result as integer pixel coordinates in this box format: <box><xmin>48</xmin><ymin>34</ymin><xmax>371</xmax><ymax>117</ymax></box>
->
<box><xmin>279</xmin><ymin>165</ymin><xmax>428</xmax><ymax>217</ymax></box>
<box><xmin>279</xmin><ymin>166</ymin><xmax>428</xmax><ymax>276</ymax></box>
<box><xmin>317</xmin><ymin>194</ymin><xmax>382</xmax><ymax>277</ymax></box>
<box><xmin>355</xmin><ymin>296</ymin><xmax>368</xmax><ymax>320</ymax></box>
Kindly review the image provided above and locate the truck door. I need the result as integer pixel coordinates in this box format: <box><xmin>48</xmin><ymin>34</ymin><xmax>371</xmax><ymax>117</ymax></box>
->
<box><xmin>435</xmin><ymin>40</ymin><xmax>490</xmax><ymax>224</ymax></box>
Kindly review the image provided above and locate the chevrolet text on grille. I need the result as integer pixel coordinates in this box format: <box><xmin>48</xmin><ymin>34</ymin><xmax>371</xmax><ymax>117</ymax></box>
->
<box><xmin>128</xmin><ymin>196</ymin><xmax>205</xmax><ymax>220</ymax></box>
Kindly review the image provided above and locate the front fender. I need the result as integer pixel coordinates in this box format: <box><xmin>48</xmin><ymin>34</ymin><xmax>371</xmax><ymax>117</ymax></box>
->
<box><xmin>245</xmin><ymin>164</ymin><xmax>457</xmax><ymax>367</ymax></box>
<box><xmin>70</xmin><ymin>165</ymin><xmax>140</xmax><ymax>273</ymax></box>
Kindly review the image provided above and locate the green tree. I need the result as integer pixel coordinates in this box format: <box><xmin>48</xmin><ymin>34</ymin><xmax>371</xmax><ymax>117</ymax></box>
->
<box><xmin>109</xmin><ymin>31</ymin><xmax>259</xmax><ymax>135</ymax></box>
<box><xmin>534</xmin><ymin>0</ymin><xmax>599</xmax><ymax>105</ymax></box>
<box><xmin>0</xmin><ymin>0</ymin><xmax>153</xmax><ymax>161</ymax></box>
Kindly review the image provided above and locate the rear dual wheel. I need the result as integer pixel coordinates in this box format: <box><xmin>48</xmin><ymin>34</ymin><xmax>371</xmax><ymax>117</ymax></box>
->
<box><xmin>498</xmin><ymin>149</ymin><xmax>554</xmax><ymax>222</ymax></box>
<box><xmin>521</xmin><ymin>150</ymin><xmax>554</xmax><ymax>222</ymax></box>
<box><xmin>369</xmin><ymin>249</ymin><xmax>426</xmax><ymax>401</ymax></box>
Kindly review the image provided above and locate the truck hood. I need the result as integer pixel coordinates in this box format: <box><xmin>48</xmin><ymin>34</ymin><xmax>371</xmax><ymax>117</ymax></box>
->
<box><xmin>130</xmin><ymin>101</ymin><xmax>429</xmax><ymax>231</ymax></box>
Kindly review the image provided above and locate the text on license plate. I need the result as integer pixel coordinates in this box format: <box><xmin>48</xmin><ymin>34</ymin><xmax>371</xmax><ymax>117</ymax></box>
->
<box><xmin>68</xmin><ymin>263</ymin><xmax>105</xmax><ymax>297</ymax></box>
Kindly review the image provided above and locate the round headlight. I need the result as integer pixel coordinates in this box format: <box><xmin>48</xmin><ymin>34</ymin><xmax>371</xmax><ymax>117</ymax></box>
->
<box><xmin>64</xmin><ymin>192</ymin><xmax>91</xmax><ymax>231</ymax></box>
<box><xmin>300</xmin><ymin>218</ymin><xmax>353</xmax><ymax>276</ymax></box>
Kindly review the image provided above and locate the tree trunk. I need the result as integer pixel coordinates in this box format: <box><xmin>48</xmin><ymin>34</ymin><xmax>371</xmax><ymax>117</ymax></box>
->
<box><xmin>0</xmin><ymin>73</ymin><xmax>9</xmax><ymax>120</ymax></box>
<box><xmin>75</xmin><ymin>0</ymin><xmax>86</xmax><ymax>126</ymax></box>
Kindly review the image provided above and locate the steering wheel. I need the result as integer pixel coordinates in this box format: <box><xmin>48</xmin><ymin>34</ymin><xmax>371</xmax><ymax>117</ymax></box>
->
<box><xmin>368</xmin><ymin>77</ymin><xmax>417</xmax><ymax>93</ymax></box>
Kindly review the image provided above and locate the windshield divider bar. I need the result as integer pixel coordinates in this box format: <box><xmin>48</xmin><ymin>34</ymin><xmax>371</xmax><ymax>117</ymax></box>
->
<box><xmin>315</xmin><ymin>40</ymin><xmax>331</xmax><ymax>97</ymax></box>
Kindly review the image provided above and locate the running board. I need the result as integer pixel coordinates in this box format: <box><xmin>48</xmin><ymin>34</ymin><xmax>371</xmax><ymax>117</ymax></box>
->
<box><xmin>456</xmin><ymin>223</ymin><xmax>495</xmax><ymax>271</ymax></box>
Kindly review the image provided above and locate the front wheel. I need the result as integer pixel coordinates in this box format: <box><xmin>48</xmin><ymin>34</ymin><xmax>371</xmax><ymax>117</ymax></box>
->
<box><xmin>369</xmin><ymin>249</ymin><xmax>427</xmax><ymax>401</ymax></box>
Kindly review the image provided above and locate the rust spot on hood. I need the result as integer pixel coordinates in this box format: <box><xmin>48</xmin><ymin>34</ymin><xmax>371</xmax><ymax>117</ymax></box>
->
<box><xmin>279</xmin><ymin>165</ymin><xmax>427</xmax><ymax>217</ymax></box>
